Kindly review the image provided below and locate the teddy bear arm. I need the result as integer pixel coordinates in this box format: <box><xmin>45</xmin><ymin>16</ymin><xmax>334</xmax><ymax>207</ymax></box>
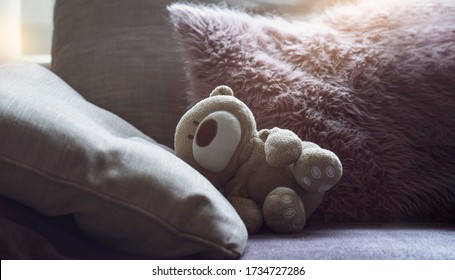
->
<box><xmin>228</xmin><ymin>196</ymin><xmax>263</xmax><ymax>234</ymax></box>
<box><xmin>263</xmin><ymin>128</ymin><xmax>303</xmax><ymax>167</ymax></box>
<box><xmin>301</xmin><ymin>141</ymin><xmax>321</xmax><ymax>150</ymax></box>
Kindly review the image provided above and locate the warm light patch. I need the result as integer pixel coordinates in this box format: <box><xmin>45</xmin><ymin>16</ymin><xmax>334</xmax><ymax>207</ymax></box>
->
<box><xmin>0</xmin><ymin>0</ymin><xmax>21</xmax><ymax>61</ymax></box>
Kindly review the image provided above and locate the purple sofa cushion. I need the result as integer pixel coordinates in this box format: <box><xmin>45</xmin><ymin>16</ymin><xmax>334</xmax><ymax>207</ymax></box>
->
<box><xmin>242</xmin><ymin>223</ymin><xmax>455</xmax><ymax>259</ymax></box>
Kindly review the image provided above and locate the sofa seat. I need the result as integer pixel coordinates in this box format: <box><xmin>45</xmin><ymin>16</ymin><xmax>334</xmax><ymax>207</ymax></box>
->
<box><xmin>243</xmin><ymin>223</ymin><xmax>455</xmax><ymax>259</ymax></box>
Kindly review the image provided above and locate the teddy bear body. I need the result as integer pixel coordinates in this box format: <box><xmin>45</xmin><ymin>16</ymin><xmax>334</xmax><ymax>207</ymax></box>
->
<box><xmin>222</xmin><ymin>133</ymin><xmax>327</xmax><ymax>233</ymax></box>
<box><xmin>175</xmin><ymin>86</ymin><xmax>342</xmax><ymax>234</ymax></box>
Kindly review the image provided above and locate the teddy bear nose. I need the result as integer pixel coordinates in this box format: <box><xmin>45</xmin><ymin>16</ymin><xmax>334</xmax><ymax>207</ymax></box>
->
<box><xmin>196</xmin><ymin>118</ymin><xmax>218</xmax><ymax>147</ymax></box>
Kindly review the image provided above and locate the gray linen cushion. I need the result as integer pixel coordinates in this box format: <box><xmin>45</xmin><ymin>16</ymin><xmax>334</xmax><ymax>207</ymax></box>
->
<box><xmin>51</xmin><ymin>0</ymin><xmax>188</xmax><ymax>148</ymax></box>
<box><xmin>0</xmin><ymin>62</ymin><xmax>247</xmax><ymax>259</ymax></box>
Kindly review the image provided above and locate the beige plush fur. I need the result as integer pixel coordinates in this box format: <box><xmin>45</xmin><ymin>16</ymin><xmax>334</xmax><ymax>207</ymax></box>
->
<box><xmin>175</xmin><ymin>86</ymin><xmax>342</xmax><ymax>233</ymax></box>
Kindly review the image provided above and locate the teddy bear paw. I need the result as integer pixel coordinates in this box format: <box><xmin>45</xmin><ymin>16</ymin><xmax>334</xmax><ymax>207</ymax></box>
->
<box><xmin>262</xmin><ymin>187</ymin><xmax>307</xmax><ymax>233</ymax></box>
<box><xmin>294</xmin><ymin>148</ymin><xmax>342</xmax><ymax>193</ymax></box>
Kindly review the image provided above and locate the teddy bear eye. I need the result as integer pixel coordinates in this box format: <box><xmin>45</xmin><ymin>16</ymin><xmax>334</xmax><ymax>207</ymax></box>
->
<box><xmin>192</xmin><ymin>111</ymin><xmax>241</xmax><ymax>172</ymax></box>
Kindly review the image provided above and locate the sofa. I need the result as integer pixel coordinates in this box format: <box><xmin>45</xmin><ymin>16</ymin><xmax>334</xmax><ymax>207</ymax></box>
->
<box><xmin>1</xmin><ymin>0</ymin><xmax>454</xmax><ymax>260</ymax></box>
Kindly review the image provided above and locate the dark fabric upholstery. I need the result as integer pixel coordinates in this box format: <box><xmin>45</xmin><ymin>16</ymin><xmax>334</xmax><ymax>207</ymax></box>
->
<box><xmin>0</xmin><ymin>195</ymin><xmax>137</xmax><ymax>260</ymax></box>
<box><xmin>242</xmin><ymin>223</ymin><xmax>455</xmax><ymax>259</ymax></box>
<box><xmin>3</xmin><ymin>193</ymin><xmax>453</xmax><ymax>260</ymax></box>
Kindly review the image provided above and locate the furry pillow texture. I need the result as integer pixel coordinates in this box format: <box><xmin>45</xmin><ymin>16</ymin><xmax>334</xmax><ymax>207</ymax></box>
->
<box><xmin>169</xmin><ymin>0</ymin><xmax>455</xmax><ymax>223</ymax></box>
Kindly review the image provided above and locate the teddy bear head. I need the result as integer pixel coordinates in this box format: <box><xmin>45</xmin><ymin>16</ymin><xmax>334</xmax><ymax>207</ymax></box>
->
<box><xmin>174</xmin><ymin>86</ymin><xmax>257</xmax><ymax>188</ymax></box>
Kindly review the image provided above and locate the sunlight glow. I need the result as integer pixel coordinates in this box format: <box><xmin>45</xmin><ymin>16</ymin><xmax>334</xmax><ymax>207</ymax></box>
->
<box><xmin>0</xmin><ymin>0</ymin><xmax>22</xmax><ymax>61</ymax></box>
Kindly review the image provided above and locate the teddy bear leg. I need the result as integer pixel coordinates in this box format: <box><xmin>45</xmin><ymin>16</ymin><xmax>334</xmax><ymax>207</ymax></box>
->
<box><xmin>228</xmin><ymin>196</ymin><xmax>263</xmax><ymax>234</ymax></box>
<box><xmin>294</xmin><ymin>148</ymin><xmax>342</xmax><ymax>193</ymax></box>
<box><xmin>262</xmin><ymin>187</ymin><xmax>307</xmax><ymax>233</ymax></box>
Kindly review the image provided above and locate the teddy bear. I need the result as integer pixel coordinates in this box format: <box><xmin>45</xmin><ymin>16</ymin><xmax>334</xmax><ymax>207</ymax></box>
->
<box><xmin>175</xmin><ymin>85</ymin><xmax>342</xmax><ymax>234</ymax></box>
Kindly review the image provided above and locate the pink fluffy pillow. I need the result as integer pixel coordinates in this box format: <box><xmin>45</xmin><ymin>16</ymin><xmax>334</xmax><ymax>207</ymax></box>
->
<box><xmin>169</xmin><ymin>0</ymin><xmax>455</xmax><ymax>223</ymax></box>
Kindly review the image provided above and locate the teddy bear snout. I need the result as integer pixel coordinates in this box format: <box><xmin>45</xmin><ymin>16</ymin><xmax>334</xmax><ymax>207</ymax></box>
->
<box><xmin>192</xmin><ymin>111</ymin><xmax>242</xmax><ymax>172</ymax></box>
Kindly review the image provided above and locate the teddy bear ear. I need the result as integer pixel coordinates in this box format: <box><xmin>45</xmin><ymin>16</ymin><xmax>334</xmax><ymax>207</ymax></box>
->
<box><xmin>210</xmin><ymin>85</ymin><xmax>234</xmax><ymax>97</ymax></box>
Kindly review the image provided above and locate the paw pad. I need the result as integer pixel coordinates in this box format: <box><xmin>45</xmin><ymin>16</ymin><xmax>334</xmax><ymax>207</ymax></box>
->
<box><xmin>303</xmin><ymin>177</ymin><xmax>311</xmax><ymax>186</ymax></box>
<box><xmin>283</xmin><ymin>207</ymin><xmax>296</xmax><ymax>218</ymax></box>
<box><xmin>311</xmin><ymin>166</ymin><xmax>321</xmax><ymax>178</ymax></box>
<box><xmin>318</xmin><ymin>184</ymin><xmax>332</xmax><ymax>192</ymax></box>
<box><xmin>326</xmin><ymin>166</ymin><xmax>336</xmax><ymax>178</ymax></box>
<box><xmin>281</xmin><ymin>194</ymin><xmax>293</xmax><ymax>203</ymax></box>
